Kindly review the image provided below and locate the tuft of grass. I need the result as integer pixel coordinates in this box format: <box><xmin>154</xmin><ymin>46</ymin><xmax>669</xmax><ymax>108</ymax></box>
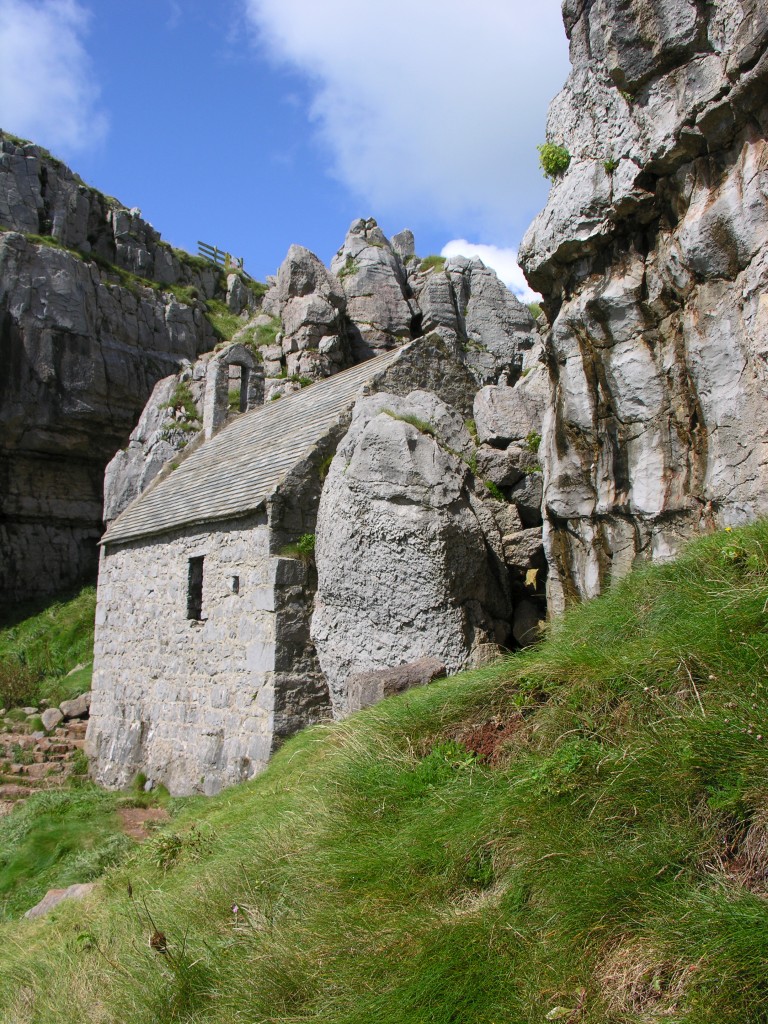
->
<box><xmin>484</xmin><ymin>479</ymin><xmax>507</xmax><ymax>502</ymax></box>
<box><xmin>4</xmin><ymin>524</ymin><xmax>768</xmax><ymax>1021</ymax></box>
<box><xmin>527</xmin><ymin>301</ymin><xmax>543</xmax><ymax>319</ymax></box>
<box><xmin>525</xmin><ymin>430</ymin><xmax>542</xmax><ymax>453</ymax></box>
<box><xmin>204</xmin><ymin>299</ymin><xmax>242</xmax><ymax>342</ymax></box>
<box><xmin>419</xmin><ymin>254</ymin><xmax>447</xmax><ymax>272</ymax></box>
<box><xmin>162</xmin><ymin>380</ymin><xmax>200</xmax><ymax>423</ymax></box>
<box><xmin>279</xmin><ymin>533</ymin><xmax>316</xmax><ymax>563</ymax></box>
<box><xmin>383</xmin><ymin>409</ymin><xmax>437</xmax><ymax>438</ymax></box>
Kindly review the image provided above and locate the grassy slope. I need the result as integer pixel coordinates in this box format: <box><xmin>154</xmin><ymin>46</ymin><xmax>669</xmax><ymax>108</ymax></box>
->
<box><xmin>0</xmin><ymin>586</ymin><xmax>96</xmax><ymax>707</ymax></box>
<box><xmin>2</xmin><ymin>525</ymin><xmax>768</xmax><ymax>1021</ymax></box>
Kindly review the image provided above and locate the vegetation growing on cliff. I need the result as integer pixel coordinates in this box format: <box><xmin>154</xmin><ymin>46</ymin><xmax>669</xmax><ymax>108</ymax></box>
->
<box><xmin>538</xmin><ymin>141</ymin><xmax>571</xmax><ymax>179</ymax></box>
<box><xmin>3</xmin><ymin>524</ymin><xmax>768</xmax><ymax>1021</ymax></box>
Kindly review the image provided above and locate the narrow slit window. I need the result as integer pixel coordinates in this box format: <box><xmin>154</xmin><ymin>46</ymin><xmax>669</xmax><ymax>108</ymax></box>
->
<box><xmin>231</xmin><ymin>575</ymin><xmax>240</xmax><ymax>595</ymax></box>
<box><xmin>239</xmin><ymin>368</ymin><xmax>249</xmax><ymax>412</ymax></box>
<box><xmin>187</xmin><ymin>556</ymin><xmax>204</xmax><ymax>620</ymax></box>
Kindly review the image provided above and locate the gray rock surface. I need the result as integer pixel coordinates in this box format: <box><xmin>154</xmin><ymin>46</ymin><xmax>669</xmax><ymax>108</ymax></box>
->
<box><xmin>24</xmin><ymin>882</ymin><xmax>96</xmax><ymax>920</ymax></box>
<box><xmin>59</xmin><ymin>692</ymin><xmax>90</xmax><ymax>719</ymax></box>
<box><xmin>271</xmin><ymin>244</ymin><xmax>351</xmax><ymax>379</ymax></box>
<box><xmin>0</xmin><ymin>131</ymin><xmax>248</xmax><ymax>607</ymax></box>
<box><xmin>474</xmin><ymin>365</ymin><xmax>548</xmax><ymax>447</ymax></box>
<box><xmin>414</xmin><ymin>256</ymin><xmax>539</xmax><ymax>384</ymax></box>
<box><xmin>330</xmin><ymin>218</ymin><xmax>417</xmax><ymax>358</ymax></box>
<box><xmin>312</xmin><ymin>389</ymin><xmax>512</xmax><ymax>714</ymax></box>
<box><xmin>41</xmin><ymin>708</ymin><xmax>63</xmax><ymax>731</ymax></box>
<box><xmin>519</xmin><ymin>0</ymin><xmax>768</xmax><ymax>612</ymax></box>
<box><xmin>347</xmin><ymin>657</ymin><xmax>446</xmax><ymax>712</ymax></box>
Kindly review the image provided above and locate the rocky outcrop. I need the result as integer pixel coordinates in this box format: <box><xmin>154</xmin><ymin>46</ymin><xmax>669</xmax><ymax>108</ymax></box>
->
<box><xmin>311</xmin><ymin>387</ymin><xmax>545</xmax><ymax>714</ymax></box>
<box><xmin>347</xmin><ymin>658</ymin><xmax>446</xmax><ymax>712</ymax></box>
<box><xmin>250</xmin><ymin>218</ymin><xmax>539</xmax><ymax>395</ymax></box>
<box><xmin>261</xmin><ymin>244</ymin><xmax>352</xmax><ymax>380</ymax></box>
<box><xmin>0</xmin><ymin>131</ymin><xmax>253</xmax><ymax>607</ymax></box>
<box><xmin>519</xmin><ymin>0</ymin><xmax>768</xmax><ymax>612</ymax></box>
<box><xmin>330</xmin><ymin>217</ymin><xmax>417</xmax><ymax>358</ymax></box>
<box><xmin>416</xmin><ymin>255</ymin><xmax>540</xmax><ymax>385</ymax></box>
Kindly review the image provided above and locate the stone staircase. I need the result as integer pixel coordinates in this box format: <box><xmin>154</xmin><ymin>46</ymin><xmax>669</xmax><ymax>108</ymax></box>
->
<box><xmin>0</xmin><ymin>718</ymin><xmax>88</xmax><ymax>813</ymax></box>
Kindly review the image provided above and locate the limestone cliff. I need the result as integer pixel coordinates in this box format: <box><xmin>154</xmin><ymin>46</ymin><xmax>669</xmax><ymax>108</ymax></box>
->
<box><xmin>0</xmin><ymin>131</ymin><xmax>255</xmax><ymax>607</ymax></box>
<box><xmin>519</xmin><ymin>0</ymin><xmax>768</xmax><ymax>612</ymax></box>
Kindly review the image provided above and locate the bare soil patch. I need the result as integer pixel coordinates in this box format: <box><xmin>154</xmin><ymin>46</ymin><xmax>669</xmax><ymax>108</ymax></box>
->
<box><xmin>118</xmin><ymin>806</ymin><xmax>170</xmax><ymax>840</ymax></box>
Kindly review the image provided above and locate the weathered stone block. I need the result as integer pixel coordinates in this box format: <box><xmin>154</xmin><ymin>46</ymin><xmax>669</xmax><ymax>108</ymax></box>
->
<box><xmin>347</xmin><ymin>658</ymin><xmax>446</xmax><ymax>712</ymax></box>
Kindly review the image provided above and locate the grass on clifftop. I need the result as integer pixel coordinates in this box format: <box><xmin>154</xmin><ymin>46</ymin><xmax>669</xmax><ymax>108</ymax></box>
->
<box><xmin>3</xmin><ymin>524</ymin><xmax>768</xmax><ymax>1021</ymax></box>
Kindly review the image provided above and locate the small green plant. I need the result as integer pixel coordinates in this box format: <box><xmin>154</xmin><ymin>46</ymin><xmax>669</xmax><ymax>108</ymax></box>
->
<box><xmin>419</xmin><ymin>255</ymin><xmax>447</xmax><ymax>272</ymax></box>
<box><xmin>297</xmin><ymin>534</ymin><xmax>316</xmax><ymax>559</ymax></box>
<box><xmin>525</xmin><ymin>431</ymin><xmax>542</xmax><ymax>454</ymax></box>
<box><xmin>280</xmin><ymin>533</ymin><xmax>316</xmax><ymax>563</ymax></box>
<box><xmin>464</xmin><ymin>419</ymin><xmax>478</xmax><ymax>441</ymax></box>
<box><xmin>161</xmin><ymin>381</ymin><xmax>201</xmax><ymax>441</ymax></box>
<box><xmin>250</xmin><ymin>316</ymin><xmax>281</xmax><ymax>348</ymax></box>
<box><xmin>463</xmin><ymin>450</ymin><xmax>478</xmax><ymax>474</ymax></box>
<box><xmin>484</xmin><ymin>480</ymin><xmax>507</xmax><ymax>502</ymax></box>
<box><xmin>11</xmin><ymin>744</ymin><xmax>34</xmax><ymax>766</ymax></box>
<box><xmin>538</xmin><ymin>142</ymin><xmax>571</xmax><ymax>180</ymax></box>
<box><xmin>383</xmin><ymin>409</ymin><xmax>437</xmax><ymax>438</ymax></box>
<box><xmin>527</xmin><ymin>302</ymin><xmax>542</xmax><ymax>319</ymax></box>
<box><xmin>337</xmin><ymin>255</ymin><xmax>360</xmax><ymax>280</ymax></box>
<box><xmin>603</xmin><ymin>157</ymin><xmax>619</xmax><ymax>174</ymax></box>
<box><xmin>70</xmin><ymin>748</ymin><xmax>89</xmax><ymax>775</ymax></box>
<box><xmin>620</xmin><ymin>89</ymin><xmax>633</xmax><ymax>104</ymax></box>
<box><xmin>317</xmin><ymin>452</ymin><xmax>335</xmax><ymax>482</ymax></box>
<box><xmin>0</xmin><ymin>660</ymin><xmax>38</xmax><ymax>711</ymax></box>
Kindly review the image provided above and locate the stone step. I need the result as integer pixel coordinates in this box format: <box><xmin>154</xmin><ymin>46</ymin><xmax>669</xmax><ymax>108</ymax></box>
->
<box><xmin>22</xmin><ymin>762</ymin><xmax>64</xmax><ymax>780</ymax></box>
<box><xmin>0</xmin><ymin>783</ymin><xmax>33</xmax><ymax>800</ymax></box>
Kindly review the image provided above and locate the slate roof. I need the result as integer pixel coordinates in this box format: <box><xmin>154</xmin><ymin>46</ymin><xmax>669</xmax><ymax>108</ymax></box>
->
<box><xmin>102</xmin><ymin>348</ymin><xmax>403</xmax><ymax>547</ymax></box>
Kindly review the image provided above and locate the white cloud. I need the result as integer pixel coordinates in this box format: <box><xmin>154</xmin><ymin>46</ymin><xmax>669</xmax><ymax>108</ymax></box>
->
<box><xmin>0</xmin><ymin>0</ymin><xmax>107</xmax><ymax>154</ymax></box>
<box><xmin>441</xmin><ymin>238</ymin><xmax>541</xmax><ymax>304</ymax></box>
<box><xmin>243</xmin><ymin>0</ymin><xmax>569</xmax><ymax>241</ymax></box>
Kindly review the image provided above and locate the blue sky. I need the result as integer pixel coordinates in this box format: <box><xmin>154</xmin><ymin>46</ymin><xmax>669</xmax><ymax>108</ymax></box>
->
<box><xmin>0</xmin><ymin>0</ymin><xmax>570</xmax><ymax>299</ymax></box>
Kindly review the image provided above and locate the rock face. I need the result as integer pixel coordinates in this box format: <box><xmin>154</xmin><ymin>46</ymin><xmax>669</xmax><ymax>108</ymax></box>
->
<box><xmin>251</xmin><ymin>217</ymin><xmax>539</xmax><ymax>397</ymax></box>
<box><xmin>0</xmin><ymin>131</ymin><xmax>245</xmax><ymax>608</ymax></box>
<box><xmin>519</xmin><ymin>0</ymin><xmax>768</xmax><ymax>612</ymax></box>
<box><xmin>311</xmin><ymin>390</ymin><xmax>517</xmax><ymax>714</ymax></box>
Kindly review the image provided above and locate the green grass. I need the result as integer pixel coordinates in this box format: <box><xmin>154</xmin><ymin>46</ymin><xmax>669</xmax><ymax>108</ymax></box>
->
<box><xmin>0</xmin><ymin>787</ymin><xmax>132</xmax><ymax>921</ymax></box>
<box><xmin>419</xmin><ymin>254</ymin><xmax>447</xmax><ymax>272</ymax></box>
<box><xmin>0</xmin><ymin>586</ymin><xmax>95</xmax><ymax>708</ymax></box>
<box><xmin>383</xmin><ymin>408</ymin><xmax>437</xmax><ymax>438</ymax></box>
<box><xmin>204</xmin><ymin>298</ymin><xmax>243</xmax><ymax>342</ymax></box>
<box><xmin>3</xmin><ymin>524</ymin><xmax>768</xmax><ymax>1021</ymax></box>
<box><xmin>162</xmin><ymin>381</ymin><xmax>200</xmax><ymax>423</ymax></box>
<box><xmin>337</xmin><ymin>254</ymin><xmax>360</xmax><ymax>280</ymax></box>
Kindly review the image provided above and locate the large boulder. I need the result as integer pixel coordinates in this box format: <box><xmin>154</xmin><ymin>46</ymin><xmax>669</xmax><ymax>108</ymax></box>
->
<box><xmin>312</xmin><ymin>390</ymin><xmax>512</xmax><ymax>714</ymax></box>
